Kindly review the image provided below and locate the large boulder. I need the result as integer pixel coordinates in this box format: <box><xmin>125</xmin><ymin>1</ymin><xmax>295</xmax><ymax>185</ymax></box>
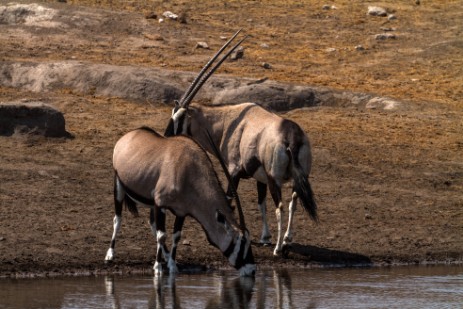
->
<box><xmin>0</xmin><ymin>101</ymin><xmax>71</xmax><ymax>137</ymax></box>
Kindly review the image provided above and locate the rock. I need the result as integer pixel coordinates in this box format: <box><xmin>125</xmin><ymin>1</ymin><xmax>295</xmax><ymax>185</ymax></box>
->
<box><xmin>0</xmin><ymin>61</ymin><xmax>408</xmax><ymax>112</ymax></box>
<box><xmin>322</xmin><ymin>4</ymin><xmax>337</xmax><ymax>10</ymax></box>
<box><xmin>196</xmin><ymin>42</ymin><xmax>209</xmax><ymax>49</ymax></box>
<box><xmin>388</xmin><ymin>14</ymin><xmax>397</xmax><ymax>20</ymax></box>
<box><xmin>367</xmin><ymin>6</ymin><xmax>387</xmax><ymax>17</ymax></box>
<box><xmin>260</xmin><ymin>43</ymin><xmax>270</xmax><ymax>49</ymax></box>
<box><xmin>162</xmin><ymin>11</ymin><xmax>178</xmax><ymax>20</ymax></box>
<box><xmin>230</xmin><ymin>46</ymin><xmax>244</xmax><ymax>61</ymax></box>
<box><xmin>262</xmin><ymin>62</ymin><xmax>272</xmax><ymax>69</ymax></box>
<box><xmin>366</xmin><ymin>97</ymin><xmax>400</xmax><ymax>110</ymax></box>
<box><xmin>325</xmin><ymin>47</ymin><xmax>337</xmax><ymax>53</ymax></box>
<box><xmin>380</xmin><ymin>27</ymin><xmax>396</xmax><ymax>32</ymax></box>
<box><xmin>375</xmin><ymin>33</ymin><xmax>396</xmax><ymax>40</ymax></box>
<box><xmin>0</xmin><ymin>101</ymin><xmax>71</xmax><ymax>137</ymax></box>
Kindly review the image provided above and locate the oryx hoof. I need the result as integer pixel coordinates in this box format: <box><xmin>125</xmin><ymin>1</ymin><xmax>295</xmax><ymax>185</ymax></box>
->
<box><xmin>168</xmin><ymin>259</ymin><xmax>178</xmax><ymax>274</ymax></box>
<box><xmin>283</xmin><ymin>235</ymin><xmax>292</xmax><ymax>244</ymax></box>
<box><xmin>260</xmin><ymin>236</ymin><xmax>272</xmax><ymax>246</ymax></box>
<box><xmin>154</xmin><ymin>261</ymin><xmax>164</xmax><ymax>277</ymax></box>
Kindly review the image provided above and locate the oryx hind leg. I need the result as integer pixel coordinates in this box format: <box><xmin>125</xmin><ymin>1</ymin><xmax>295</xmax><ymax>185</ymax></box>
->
<box><xmin>283</xmin><ymin>191</ymin><xmax>298</xmax><ymax>247</ymax></box>
<box><xmin>267</xmin><ymin>177</ymin><xmax>284</xmax><ymax>256</ymax></box>
<box><xmin>257</xmin><ymin>181</ymin><xmax>272</xmax><ymax>245</ymax></box>
<box><xmin>105</xmin><ymin>174</ymin><xmax>125</xmax><ymax>262</ymax></box>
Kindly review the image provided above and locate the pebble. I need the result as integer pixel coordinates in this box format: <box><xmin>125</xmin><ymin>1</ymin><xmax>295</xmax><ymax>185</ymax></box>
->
<box><xmin>162</xmin><ymin>11</ymin><xmax>178</xmax><ymax>20</ymax></box>
<box><xmin>260</xmin><ymin>43</ymin><xmax>270</xmax><ymax>49</ymax></box>
<box><xmin>196</xmin><ymin>42</ymin><xmax>209</xmax><ymax>49</ymax></box>
<box><xmin>375</xmin><ymin>33</ymin><xmax>396</xmax><ymax>40</ymax></box>
<box><xmin>367</xmin><ymin>6</ymin><xmax>387</xmax><ymax>17</ymax></box>
<box><xmin>323</xmin><ymin>4</ymin><xmax>337</xmax><ymax>10</ymax></box>
<box><xmin>388</xmin><ymin>14</ymin><xmax>397</xmax><ymax>20</ymax></box>
<box><xmin>230</xmin><ymin>46</ymin><xmax>244</xmax><ymax>61</ymax></box>
<box><xmin>355</xmin><ymin>45</ymin><xmax>365</xmax><ymax>51</ymax></box>
<box><xmin>262</xmin><ymin>62</ymin><xmax>272</xmax><ymax>69</ymax></box>
<box><xmin>325</xmin><ymin>47</ymin><xmax>337</xmax><ymax>53</ymax></box>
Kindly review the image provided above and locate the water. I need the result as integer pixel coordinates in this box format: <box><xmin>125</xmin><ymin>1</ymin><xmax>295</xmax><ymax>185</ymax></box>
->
<box><xmin>0</xmin><ymin>266</ymin><xmax>462</xmax><ymax>308</ymax></box>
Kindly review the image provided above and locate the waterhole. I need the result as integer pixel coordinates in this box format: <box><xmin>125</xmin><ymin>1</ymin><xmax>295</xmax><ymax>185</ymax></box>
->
<box><xmin>1</xmin><ymin>265</ymin><xmax>462</xmax><ymax>308</ymax></box>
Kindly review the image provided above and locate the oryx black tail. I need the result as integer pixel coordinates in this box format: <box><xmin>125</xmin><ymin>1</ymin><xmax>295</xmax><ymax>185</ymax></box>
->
<box><xmin>287</xmin><ymin>148</ymin><xmax>318</xmax><ymax>222</ymax></box>
<box><xmin>114</xmin><ymin>172</ymin><xmax>139</xmax><ymax>216</ymax></box>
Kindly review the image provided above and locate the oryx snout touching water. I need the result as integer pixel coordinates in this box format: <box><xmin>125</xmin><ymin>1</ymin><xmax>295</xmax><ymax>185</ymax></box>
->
<box><xmin>105</xmin><ymin>127</ymin><xmax>255</xmax><ymax>277</ymax></box>
<box><xmin>165</xmin><ymin>30</ymin><xmax>318</xmax><ymax>256</ymax></box>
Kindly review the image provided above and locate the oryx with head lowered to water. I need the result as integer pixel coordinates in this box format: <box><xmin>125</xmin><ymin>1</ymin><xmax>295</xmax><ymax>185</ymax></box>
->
<box><xmin>165</xmin><ymin>30</ymin><xmax>318</xmax><ymax>256</ymax></box>
<box><xmin>105</xmin><ymin>126</ymin><xmax>255</xmax><ymax>277</ymax></box>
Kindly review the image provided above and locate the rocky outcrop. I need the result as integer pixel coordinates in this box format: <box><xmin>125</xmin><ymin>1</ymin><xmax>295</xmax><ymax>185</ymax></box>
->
<box><xmin>0</xmin><ymin>101</ymin><xmax>71</xmax><ymax>137</ymax></box>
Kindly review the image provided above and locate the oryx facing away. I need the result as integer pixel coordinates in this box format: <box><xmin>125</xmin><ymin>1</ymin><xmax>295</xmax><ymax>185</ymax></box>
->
<box><xmin>105</xmin><ymin>127</ymin><xmax>256</xmax><ymax>277</ymax></box>
<box><xmin>165</xmin><ymin>30</ymin><xmax>318</xmax><ymax>256</ymax></box>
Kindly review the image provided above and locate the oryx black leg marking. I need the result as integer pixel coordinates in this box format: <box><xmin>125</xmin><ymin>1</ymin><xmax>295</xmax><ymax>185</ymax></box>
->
<box><xmin>226</xmin><ymin>173</ymin><xmax>241</xmax><ymax>202</ymax></box>
<box><xmin>257</xmin><ymin>181</ymin><xmax>272</xmax><ymax>245</ymax></box>
<box><xmin>105</xmin><ymin>174</ymin><xmax>124</xmax><ymax>262</ymax></box>
<box><xmin>152</xmin><ymin>207</ymin><xmax>169</xmax><ymax>275</ymax></box>
<box><xmin>168</xmin><ymin>216</ymin><xmax>185</xmax><ymax>273</ymax></box>
<box><xmin>267</xmin><ymin>177</ymin><xmax>284</xmax><ymax>256</ymax></box>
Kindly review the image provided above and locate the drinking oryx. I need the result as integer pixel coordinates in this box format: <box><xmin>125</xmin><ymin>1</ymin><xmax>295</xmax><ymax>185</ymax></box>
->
<box><xmin>164</xmin><ymin>30</ymin><xmax>318</xmax><ymax>256</ymax></box>
<box><xmin>105</xmin><ymin>126</ymin><xmax>256</xmax><ymax>277</ymax></box>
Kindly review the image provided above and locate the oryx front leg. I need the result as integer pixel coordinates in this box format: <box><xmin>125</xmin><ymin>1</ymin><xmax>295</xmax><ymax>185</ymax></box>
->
<box><xmin>167</xmin><ymin>216</ymin><xmax>185</xmax><ymax>274</ymax></box>
<box><xmin>150</xmin><ymin>208</ymin><xmax>170</xmax><ymax>276</ymax></box>
<box><xmin>283</xmin><ymin>191</ymin><xmax>298</xmax><ymax>247</ymax></box>
<box><xmin>105</xmin><ymin>174</ymin><xmax>125</xmax><ymax>263</ymax></box>
<box><xmin>257</xmin><ymin>181</ymin><xmax>271</xmax><ymax>245</ymax></box>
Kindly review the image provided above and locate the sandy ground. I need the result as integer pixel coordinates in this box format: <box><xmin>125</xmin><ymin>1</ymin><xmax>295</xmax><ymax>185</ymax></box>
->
<box><xmin>0</xmin><ymin>0</ymin><xmax>462</xmax><ymax>277</ymax></box>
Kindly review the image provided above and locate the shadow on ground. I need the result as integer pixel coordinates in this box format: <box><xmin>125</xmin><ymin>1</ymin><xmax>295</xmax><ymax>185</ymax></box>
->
<box><xmin>287</xmin><ymin>243</ymin><xmax>372</xmax><ymax>266</ymax></box>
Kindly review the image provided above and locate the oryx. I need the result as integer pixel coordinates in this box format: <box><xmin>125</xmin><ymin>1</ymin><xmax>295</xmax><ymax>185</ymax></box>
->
<box><xmin>165</xmin><ymin>30</ymin><xmax>318</xmax><ymax>256</ymax></box>
<box><xmin>105</xmin><ymin>126</ymin><xmax>256</xmax><ymax>277</ymax></box>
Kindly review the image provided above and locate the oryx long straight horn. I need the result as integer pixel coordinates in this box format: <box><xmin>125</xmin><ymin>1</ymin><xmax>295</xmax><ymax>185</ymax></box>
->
<box><xmin>178</xmin><ymin>29</ymin><xmax>243</xmax><ymax>107</ymax></box>
<box><xmin>182</xmin><ymin>34</ymin><xmax>248</xmax><ymax>107</ymax></box>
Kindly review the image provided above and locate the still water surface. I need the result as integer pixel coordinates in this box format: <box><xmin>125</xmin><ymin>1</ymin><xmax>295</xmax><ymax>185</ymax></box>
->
<box><xmin>1</xmin><ymin>265</ymin><xmax>462</xmax><ymax>308</ymax></box>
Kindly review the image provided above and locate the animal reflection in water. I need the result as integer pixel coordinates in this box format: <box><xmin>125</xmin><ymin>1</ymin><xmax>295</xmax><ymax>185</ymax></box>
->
<box><xmin>103</xmin><ymin>270</ymin><xmax>313</xmax><ymax>309</ymax></box>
